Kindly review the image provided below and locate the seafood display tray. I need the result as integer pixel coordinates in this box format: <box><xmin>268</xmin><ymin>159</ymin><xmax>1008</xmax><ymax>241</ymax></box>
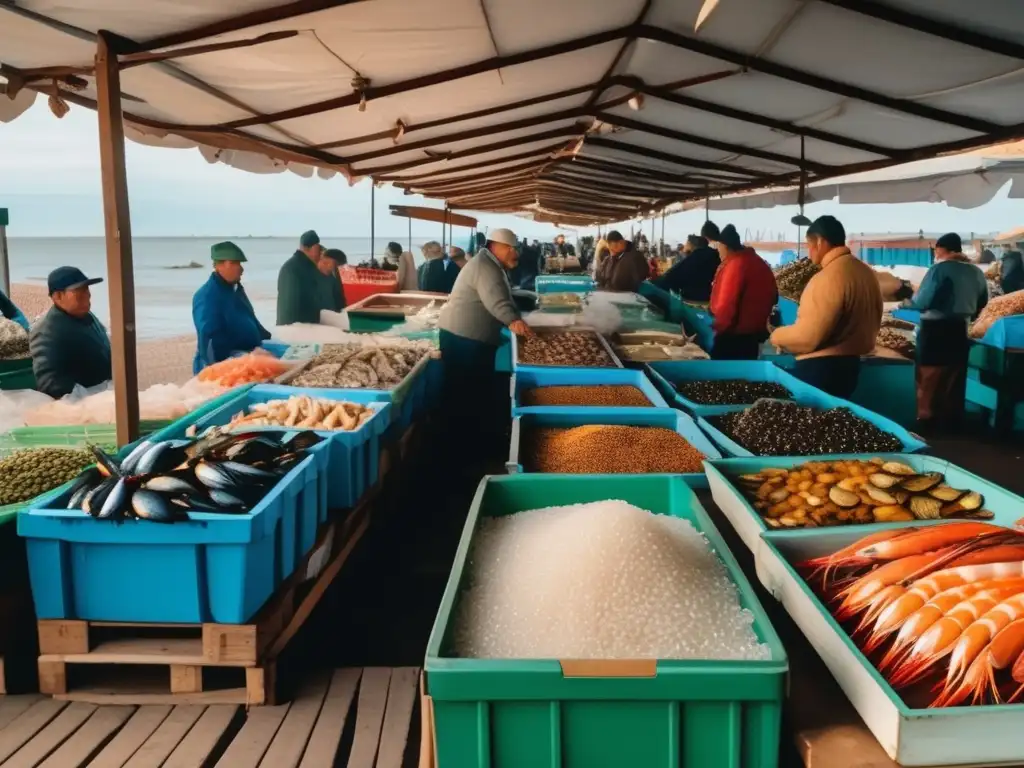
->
<box><xmin>534</xmin><ymin>274</ymin><xmax>595</xmax><ymax>294</ymax></box>
<box><xmin>510</xmin><ymin>327</ymin><xmax>623</xmax><ymax>371</ymax></box>
<box><xmin>755</xmin><ymin>529</ymin><xmax>1024</xmax><ymax>766</ymax></box>
<box><xmin>424</xmin><ymin>474</ymin><xmax>787</xmax><ymax>768</ymax></box>
<box><xmin>275</xmin><ymin>349</ymin><xmax>431</xmax><ymax>436</ymax></box>
<box><xmin>695</xmin><ymin>393</ymin><xmax>928</xmax><ymax>458</ymax></box>
<box><xmin>509</xmin><ymin>367</ymin><xmax>669</xmax><ymax>415</ymax></box>
<box><xmin>19</xmin><ymin>443</ymin><xmax>330</xmax><ymax>625</ymax></box>
<box><xmin>344</xmin><ymin>292</ymin><xmax>448</xmax><ymax>316</ymax></box>
<box><xmin>704</xmin><ymin>454</ymin><xmax>1022</xmax><ymax>555</ymax></box>
<box><xmin>645</xmin><ymin>359</ymin><xmax>815</xmax><ymax>418</ymax></box>
<box><xmin>507</xmin><ymin>408</ymin><xmax>721</xmax><ymax>488</ymax></box>
<box><xmin>187</xmin><ymin>385</ymin><xmax>390</xmax><ymax>511</ymax></box>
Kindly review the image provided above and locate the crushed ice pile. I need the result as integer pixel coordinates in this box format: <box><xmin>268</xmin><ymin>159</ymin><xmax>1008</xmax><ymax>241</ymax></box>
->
<box><xmin>453</xmin><ymin>500</ymin><xmax>771</xmax><ymax>660</ymax></box>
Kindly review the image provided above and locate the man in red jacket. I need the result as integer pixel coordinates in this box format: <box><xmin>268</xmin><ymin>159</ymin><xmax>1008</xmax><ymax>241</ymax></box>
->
<box><xmin>709</xmin><ymin>224</ymin><xmax>778</xmax><ymax>360</ymax></box>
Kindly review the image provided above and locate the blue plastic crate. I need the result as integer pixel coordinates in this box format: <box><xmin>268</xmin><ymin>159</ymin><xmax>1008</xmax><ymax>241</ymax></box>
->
<box><xmin>695</xmin><ymin>395</ymin><xmax>928</xmax><ymax>457</ymax></box>
<box><xmin>510</xmin><ymin>367</ymin><xmax>669</xmax><ymax>415</ymax></box>
<box><xmin>195</xmin><ymin>385</ymin><xmax>391</xmax><ymax>510</ymax></box>
<box><xmin>507</xmin><ymin>408</ymin><xmax>721</xmax><ymax>488</ymax></box>
<box><xmin>260</xmin><ymin>341</ymin><xmax>289</xmax><ymax>358</ymax></box>
<box><xmin>645</xmin><ymin>360</ymin><xmax>819</xmax><ymax>417</ymax></box>
<box><xmin>510</xmin><ymin>329</ymin><xmax>623</xmax><ymax>373</ymax></box>
<box><xmin>777</xmin><ymin>297</ymin><xmax>799</xmax><ymax>326</ymax></box>
<box><xmin>534</xmin><ymin>275</ymin><xmax>595</xmax><ymax>294</ymax></box>
<box><xmin>19</xmin><ymin>443</ymin><xmax>326</xmax><ymax>624</ymax></box>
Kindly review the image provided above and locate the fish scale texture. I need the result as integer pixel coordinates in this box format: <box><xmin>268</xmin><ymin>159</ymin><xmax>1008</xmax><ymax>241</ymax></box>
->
<box><xmin>453</xmin><ymin>500</ymin><xmax>770</xmax><ymax>660</ymax></box>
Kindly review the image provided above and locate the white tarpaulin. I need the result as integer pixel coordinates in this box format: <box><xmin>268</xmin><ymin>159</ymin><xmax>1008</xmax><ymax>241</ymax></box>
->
<box><xmin>3</xmin><ymin>0</ymin><xmax>1024</xmax><ymax>223</ymax></box>
<box><xmin>675</xmin><ymin>141</ymin><xmax>1024</xmax><ymax>212</ymax></box>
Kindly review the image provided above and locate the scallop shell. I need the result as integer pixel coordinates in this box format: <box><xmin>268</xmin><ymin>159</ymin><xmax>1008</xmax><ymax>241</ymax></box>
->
<box><xmin>882</xmin><ymin>461</ymin><xmax>916</xmax><ymax>476</ymax></box>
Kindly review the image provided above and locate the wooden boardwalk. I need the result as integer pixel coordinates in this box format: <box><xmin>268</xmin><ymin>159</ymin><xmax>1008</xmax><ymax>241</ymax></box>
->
<box><xmin>0</xmin><ymin>667</ymin><xmax>420</xmax><ymax>767</ymax></box>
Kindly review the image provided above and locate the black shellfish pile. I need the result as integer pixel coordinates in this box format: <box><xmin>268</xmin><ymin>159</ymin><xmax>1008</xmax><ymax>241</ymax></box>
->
<box><xmin>63</xmin><ymin>430</ymin><xmax>324</xmax><ymax>523</ymax></box>
<box><xmin>709</xmin><ymin>399</ymin><xmax>903</xmax><ymax>455</ymax></box>
<box><xmin>676</xmin><ymin>379</ymin><xmax>791</xmax><ymax>405</ymax></box>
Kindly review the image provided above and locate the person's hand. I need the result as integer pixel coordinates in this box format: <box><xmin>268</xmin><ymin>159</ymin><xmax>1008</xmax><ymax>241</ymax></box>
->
<box><xmin>509</xmin><ymin>319</ymin><xmax>534</xmax><ymax>337</ymax></box>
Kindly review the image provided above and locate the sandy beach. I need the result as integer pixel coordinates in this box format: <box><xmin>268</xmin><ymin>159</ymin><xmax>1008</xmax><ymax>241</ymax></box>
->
<box><xmin>10</xmin><ymin>283</ymin><xmax>196</xmax><ymax>389</ymax></box>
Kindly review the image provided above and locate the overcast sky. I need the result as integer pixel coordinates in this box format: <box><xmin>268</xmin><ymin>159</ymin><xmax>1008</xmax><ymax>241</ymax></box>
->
<box><xmin>1</xmin><ymin>100</ymin><xmax>1022</xmax><ymax>242</ymax></box>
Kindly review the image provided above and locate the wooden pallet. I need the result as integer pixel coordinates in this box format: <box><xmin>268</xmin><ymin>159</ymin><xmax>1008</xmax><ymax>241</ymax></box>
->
<box><xmin>35</xmin><ymin>499</ymin><xmax>372</xmax><ymax>707</ymax></box>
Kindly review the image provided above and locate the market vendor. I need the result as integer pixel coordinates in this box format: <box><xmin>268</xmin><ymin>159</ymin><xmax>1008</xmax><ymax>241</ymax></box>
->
<box><xmin>903</xmin><ymin>233</ymin><xmax>988</xmax><ymax>433</ymax></box>
<box><xmin>652</xmin><ymin>229</ymin><xmax>722</xmax><ymax>301</ymax></box>
<box><xmin>0</xmin><ymin>287</ymin><xmax>29</xmax><ymax>330</ymax></box>
<box><xmin>438</xmin><ymin>227</ymin><xmax>533</xmax><ymax>458</ymax></box>
<box><xmin>709</xmin><ymin>225</ymin><xmax>777</xmax><ymax>360</ymax></box>
<box><xmin>383</xmin><ymin>241</ymin><xmax>418</xmax><ymax>292</ymax></box>
<box><xmin>595</xmin><ymin>230</ymin><xmax>648</xmax><ymax>292</ymax></box>
<box><xmin>770</xmin><ymin>215</ymin><xmax>882</xmax><ymax>399</ymax></box>
<box><xmin>419</xmin><ymin>241</ymin><xmax>458</xmax><ymax>294</ymax></box>
<box><xmin>277</xmin><ymin>230</ymin><xmax>333</xmax><ymax>325</ymax></box>
<box><xmin>318</xmin><ymin>247</ymin><xmax>347</xmax><ymax>312</ymax></box>
<box><xmin>999</xmin><ymin>242</ymin><xmax>1024</xmax><ymax>294</ymax></box>
<box><xmin>192</xmin><ymin>242</ymin><xmax>272</xmax><ymax>374</ymax></box>
<box><xmin>29</xmin><ymin>267</ymin><xmax>112</xmax><ymax>399</ymax></box>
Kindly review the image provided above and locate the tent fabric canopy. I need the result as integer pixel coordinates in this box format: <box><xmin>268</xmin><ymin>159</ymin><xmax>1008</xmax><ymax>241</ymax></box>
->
<box><xmin>389</xmin><ymin>205</ymin><xmax>477</xmax><ymax>227</ymax></box>
<box><xmin>3</xmin><ymin>0</ymin><xmax>1024</xmax><ymax>224</ymax></box>
<box><xmin>674</xmin><ymin>140</ymin><xmax>1024</xmax><ymax>212</ymax></box>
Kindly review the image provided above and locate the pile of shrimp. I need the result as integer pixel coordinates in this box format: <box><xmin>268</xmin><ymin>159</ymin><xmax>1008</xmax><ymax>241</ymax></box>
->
<box><xmin>197</xmin><ymin>353</ymin><xmax>291</xmax><ymax>388</ymax></box>
<box><xmin>801</xmin><ymin>522</ymin><xmax>1024</xmax><ymax>707</ymax></box>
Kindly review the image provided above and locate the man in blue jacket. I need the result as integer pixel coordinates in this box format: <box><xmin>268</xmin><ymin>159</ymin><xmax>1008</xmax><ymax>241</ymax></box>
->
<box><xmin>192</xmin><ymin>241</ymin><xmax>271</xmax><ymax>374</ymax></box>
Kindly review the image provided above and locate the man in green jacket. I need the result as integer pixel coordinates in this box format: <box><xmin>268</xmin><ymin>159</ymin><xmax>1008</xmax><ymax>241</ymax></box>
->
<box><xmin>29</xmin><ymin>267</ymin><xmax>112</xmax><ymax>399</ymax></box>
<box><xmin>277</xmin><ymin>230</ymin><xmax>334</xmax><ymax>325</ymax></box>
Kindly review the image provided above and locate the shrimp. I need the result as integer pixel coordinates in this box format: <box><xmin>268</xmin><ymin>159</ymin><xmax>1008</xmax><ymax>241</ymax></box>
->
<box><xmin>800</xmin><ymin>528</ymin><xmax>914</xmax><ymax>585</ymax></box>
<box><xmin>856</xmin><ymin>523</ymin><xmax>1009</xmax><ymax>561</ymax></box>
<box><xmin>889</xmin><ymin>580</ymin><xmax>1024</xmax><ymax>688</ymax></box>
<box><xmin>933</xmin><ymin>616</ymin><xmax>1024</xmax><ymax>707</ymax></box>
<box><xmin>936</xmin><ymin>593</ymin><xmax>1024</xmax><ymax>704</ymax></box>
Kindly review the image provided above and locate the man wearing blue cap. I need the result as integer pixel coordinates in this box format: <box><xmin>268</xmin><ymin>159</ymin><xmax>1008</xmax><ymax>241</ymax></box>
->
<box><xmin>29</xmin><ymin>267</ymin><xmax>112</xmax><ymax>398</ymax></box>
<box><xmin>192</xmin><ymin>241</ymin><xmax>272</xmax><ymax>374</ymax></box>
<box><xmin>278</xmin><ymin>229</ymin><xmax>333</xmax><ymax>325</ymax></box>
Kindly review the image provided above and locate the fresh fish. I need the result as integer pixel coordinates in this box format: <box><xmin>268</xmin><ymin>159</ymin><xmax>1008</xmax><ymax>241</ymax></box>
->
<box><xmin>208</xmin><ymin>489</ymin><xmax>249</xmax><ymax>512</ymax></box>
<box><xmin>170</xmin><ymin>493</ymin><xmax>222</xmax><ymax>512</ymax></box>
<box><xmin>142</xmin><ymin>475</ymin><xmax>197</xmax><ymax>495</ymax></box>
<box><xmin>96</xmin><ymin>478</ymin><xmax>130</xmax><ymax>519</ymax></box>
<box><xmin>89</xmin><ymin>445</ymin><xmax>121</xmax><ymax>478</ymax></box>
<box><xmin>82</xmin><ymin>477</ymin><xmax>117</xmax><ymax>517</ymax></box>
<box><xmin>65</xmin><ymin>467</ymin><xmax>101</xmax><ymax>509</ymax></box>
<box><xmin>131</xmin><ymin>490</ymin><xmax>182</xmax><ymax>523</ymax></box>
<box><xmin>288</xmin><ymin>430</ymin><xmax>324</xmax><ymax>450</ymax></box>
<box><xmin>218</xmin><ymin>461</ymin><xmax>278</xmax><ymax>484</ymax></box>
<box><xmin>194</xmin><ymin>461</ymin><xmax>237</xmax><ymax>490</ymax></box>
<box><xmin>119</xmin><ymin>440</ymin><xmax>153</xmax><ymax>475</ymax></box>
<box><xmin>135</xmin><ymin>442</ymin><xmax>188</xmax><ymax>476</ymax></box>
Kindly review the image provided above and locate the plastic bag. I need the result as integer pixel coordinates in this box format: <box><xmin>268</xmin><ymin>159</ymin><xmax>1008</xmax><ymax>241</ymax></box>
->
<box><xmin>0</xmin><ymin>389</ymin><xmax>55</xmax><ymax>432</ymax></box>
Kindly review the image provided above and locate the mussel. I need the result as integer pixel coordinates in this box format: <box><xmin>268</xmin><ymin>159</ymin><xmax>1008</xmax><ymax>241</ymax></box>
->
<box><xmin>119</xmin><ymin>440</ymin><xmax>153</xmax><ymax>475</ymax></box>
<box><xmin>900</xmin><ymin>472</ymin><xmax>943</xmax><ymax>493</ymax></box>
<box><xmin>868</xmin><ymin>473</ymin><xmax>901</xmax><ymax>489</ymax></box>
<box><xmin>65</xmin><ymin>467</ymin><xmax>102</xmax><ymax>509</ymax></box>
<box><xmin>909</xmin><ymin>495</ymin><xmax>943</xmax><ymax>520</ymax></box>
<box><xmin>82</xmin><ymin>477</ymin><xmax>117</xmax><ymax>517</ymax></box>
<box><xmin>135</xmin><ymin>441</ymin><xmax>189</xmax><ymax>476</ymax></box>
<box><xmin>142</xmin><ymin>474</ymin><xmax>198</xmax><ymax>495</ymax></box>
<box><xmin>131</xmin><ymin>490</ymin><xmax>183</xmax><ymax>523</ymax></box>
<box><xmin>96</xmin><ymin>477</ymin><xmax>131</xmax><ymax>520</ymax></box>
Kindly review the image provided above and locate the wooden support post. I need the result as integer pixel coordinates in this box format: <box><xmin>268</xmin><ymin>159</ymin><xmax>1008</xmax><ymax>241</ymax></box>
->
<box><xmin>0</xmin><ymin>208</ymin><xmax>10</xmax><ymax>296</ymax></box>
<box><xmin>95</xmin><ymin>31</ymin><xmax>140</xmax><ymax>446</ymax></box>
<box><xmin>170</xmin><ymin>665</ymin><xmax>202</xmax><ymax>694</ymax></box>
<box><xmin>370</xmin><ymin>183</ymin><xmax>376</xmax><ymax>263</ymax></box>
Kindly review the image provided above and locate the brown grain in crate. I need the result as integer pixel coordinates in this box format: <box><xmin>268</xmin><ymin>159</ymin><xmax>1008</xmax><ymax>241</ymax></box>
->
<box><xmin>525</xmin><ymin>425</ymin><xmax>705</xmax><ymax>474</ymax></box>
<box><xmin>517</xmin><ymin>331</ymin><xmax>615</xmax><ymax>367</ymax></box>
<box><xmin>522</xmin><ymin>385</ymin><xmax>651</xmax><ymax>407</ymax></box>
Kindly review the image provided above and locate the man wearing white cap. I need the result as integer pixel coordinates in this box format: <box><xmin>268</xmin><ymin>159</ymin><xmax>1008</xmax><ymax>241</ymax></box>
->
<box><xmin>438</xmin><ymin>228</ymin><xmax>533</xmax><ymax>462</ymax></box>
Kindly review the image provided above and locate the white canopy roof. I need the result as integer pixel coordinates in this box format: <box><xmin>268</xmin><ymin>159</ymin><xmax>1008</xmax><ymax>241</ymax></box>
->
<box><xmin>674</xmin><ymin>140</ymin><xmax>1024</xmax><ymax>212</ymax></box>
<box><xmin>3</xmin><ymin>0</ymin><xmax>1024</xmax><ymax>224</ymax></box>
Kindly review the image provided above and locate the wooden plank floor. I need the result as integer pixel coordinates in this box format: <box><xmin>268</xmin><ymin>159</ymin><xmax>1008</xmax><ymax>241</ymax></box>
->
<box><xmin>0</xmin><ymin>668</ymin><xmax>419</xmax><ymax>767</ymax></box>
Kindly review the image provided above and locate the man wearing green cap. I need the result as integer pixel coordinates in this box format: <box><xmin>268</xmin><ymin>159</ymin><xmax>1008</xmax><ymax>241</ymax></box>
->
<box><xmin>191</xmin><ymin>241</ymin><xmax>271</xmax><ymax>374</ymax></box>
<box><xmin>278</xmin><ymin>230</ymin><xmax>334</xmax><ymax>324</ymax></box>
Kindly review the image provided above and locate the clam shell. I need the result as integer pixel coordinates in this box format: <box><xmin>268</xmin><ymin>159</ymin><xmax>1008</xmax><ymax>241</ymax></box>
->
<box><xmin>929</xmin><ymin>485</ymin><xmax>963</xmax><ymax>502</ymax></box>
<box><xmin>829</xmin><ymin>486</ymin><xmax>860</xmax><ymax>508</ymax></box>
<box><xmin>900</xmin><ymin>472</ymin><xmax>943</xmax><ymax>493</ymax></box>
<box><xmin>882</xmin><ymin>461</ymin><xmax>916</xmax><ymax>476</ymax></box>
<box><xmin>865</xmin><ymin>485</ymin><xmax>898</xmax><ymax>505</ymax></box>
<box><xmin>869</xmin><ymin>472</ymin><xmax>901</xmax><ymax>489</ymax></box>
<box><xmin>909</xmin><ymin>495</ymin><xmax>943</xmax><ymax>519</ymax></box>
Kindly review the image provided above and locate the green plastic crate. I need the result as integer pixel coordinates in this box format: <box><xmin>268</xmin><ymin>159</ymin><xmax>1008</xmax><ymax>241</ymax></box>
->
<box><xmin>425</xmin><ymin>474</ymin><xmax>787</xmax><ymax>768</ymax></box>
<box><xmin>0</xmin><ymin>365</ymin><xmax>36</xmax><ymax>391</ymax></box>
<box><xmin>0</xmin><ymin>421</ymin><xmax>171</xmax><ymax>457</ymax></box>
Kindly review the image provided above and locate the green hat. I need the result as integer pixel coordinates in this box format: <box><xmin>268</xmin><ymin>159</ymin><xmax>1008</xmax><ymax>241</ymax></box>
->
<box><xmin>300</xmin><ymin>230</ymin><xmax>320</xmax><ymax>248</ymax></box>
<box><xmin>211</xmin><ymin>241</ymin><xmax>247</xmax><ymax>263</ymax></box>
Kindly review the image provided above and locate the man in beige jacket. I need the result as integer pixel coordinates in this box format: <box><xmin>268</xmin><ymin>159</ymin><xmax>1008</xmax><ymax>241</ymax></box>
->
<box><xmin>770</xmin><ymin>215</ymin><xmax>882</xmax><ymax>399</ymax></box>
